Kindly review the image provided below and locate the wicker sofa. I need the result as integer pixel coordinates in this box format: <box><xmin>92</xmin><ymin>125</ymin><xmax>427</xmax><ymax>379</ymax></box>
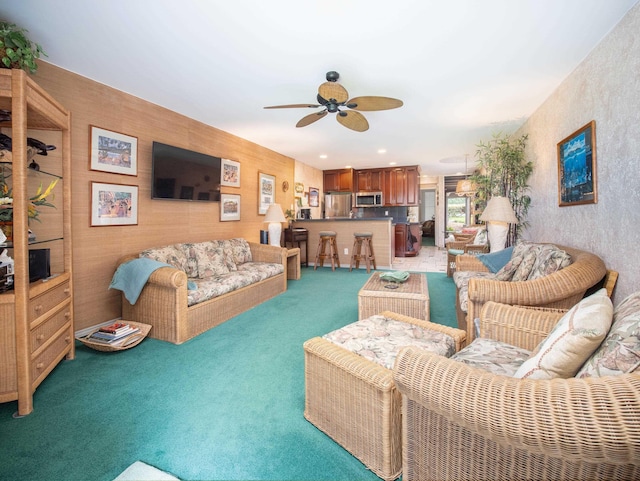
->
<box><xmin>393</xmin><ymin>297</ymin><xmax>640</xmax><ymax>481</ymax></box>
<box><xmin>454</xmin><ymin>242</ymin><xmax>606</xmax><ymax>343</ymax></box>
<box><xmin>118</xmin><ymin>239</ymin><xmax>287</xmax><ymax>344</ymax></box>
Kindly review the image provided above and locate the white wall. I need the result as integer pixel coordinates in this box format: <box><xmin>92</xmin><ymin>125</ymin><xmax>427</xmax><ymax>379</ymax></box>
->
<box><xmin>516</xmin><ymin>3</ymin><xmax>640</xmax><ymax>303</ymax></box>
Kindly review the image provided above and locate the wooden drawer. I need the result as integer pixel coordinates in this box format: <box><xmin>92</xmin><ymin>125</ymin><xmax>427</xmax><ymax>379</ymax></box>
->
<box><xmin>29</xmin><ymin>281</ymin><xmax>71</xmax><ymax>322</ymax></box>
<box><xmin>31</xmin><ymin>303</ymin><xmax>72</xmax><ymax>353</ymax></box>
<box><xmin>31</xmin><ymin>329</ymin><xmax>72</xmax><ymax>384</ymax></box>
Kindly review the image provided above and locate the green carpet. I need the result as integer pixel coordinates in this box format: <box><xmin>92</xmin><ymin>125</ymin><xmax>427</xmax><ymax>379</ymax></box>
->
<box><xmin>0</xmin><ymin>269</ymin><xmax>456</xmax><ymax>481</ymax></box>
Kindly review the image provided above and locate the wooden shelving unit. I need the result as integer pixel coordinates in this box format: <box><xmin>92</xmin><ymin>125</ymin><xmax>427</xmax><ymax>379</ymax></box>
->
<box><xmin>0</xmin><ymin>69</ymin><xmax>73</xmax><ymax>417</ymax></box>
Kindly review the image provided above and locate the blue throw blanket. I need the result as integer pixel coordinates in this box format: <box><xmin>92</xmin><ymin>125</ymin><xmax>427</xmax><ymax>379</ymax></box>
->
<box><xmin>109</xmin><ymin>258</ymin><xmax>173</xmax><ymax>305</ymax></box>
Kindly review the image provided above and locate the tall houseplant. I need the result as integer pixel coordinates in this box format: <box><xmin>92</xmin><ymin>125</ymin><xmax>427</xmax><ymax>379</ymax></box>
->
<box><xmin>0</xmin><ymin>21</ymin><xmax>46</xmax><ymax>73</ymax></box>
<box><xmin>472</xmin><ymin>133</ymin><xmax>532</xmax><ymax>246</ymax></box>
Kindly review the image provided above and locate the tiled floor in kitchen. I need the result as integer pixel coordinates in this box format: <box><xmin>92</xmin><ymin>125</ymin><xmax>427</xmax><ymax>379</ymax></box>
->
<box><xmin>391</xmin><ymin>242</ymin><xmax>448</xmax><ymax>274</ymax></box>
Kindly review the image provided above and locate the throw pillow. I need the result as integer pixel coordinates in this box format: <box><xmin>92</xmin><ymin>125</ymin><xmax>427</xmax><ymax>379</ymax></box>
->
<box><xmin>473</xmin><ymin>228</ymin><xmax>488</xmax><ymax>246</ymax></box>
<box><xmin>228</xmin><ymin>238</ymin><xmax>253</xmax><ymax>265</ymax></box>
<box><xmin>195</xmin><ymin>245</ymin><xmax>230</xmax><ymax>278</ymax></box>
<box><xmin>140</xmin><ymin>245</ymin><xmax>188</xmax><ymax>272</ymax></box>
<box><xmin>510</xmin><ymin>244</ymin><xmax>540</xmax><ymax>281</ymax></box>
<box><xmin>576</xmin><ymin>290</ymin><xmax>640</xmax><ymax>378</ymax></box>
<box><xmin>494</xmin><ymin>242</ymin><xmax>534</xmax><ymax>281</ymax></box>
<box><xmin>178</xmin><ymin>243</ymin><xmax>199</xmax><ymax>278</ymax></box>
<box><xmin>477</xmin><ymin>246</ymin><xmax>514</xmax><ymax>273</ymax></box>
<box><xmin>513</xmin><ymin>289</ymin><xmax>613</xmax><ymax>380</ymax></box>
<box><xmin>527</xmin><ymin>244</ymin><xmax>572</xmax><ymax>281</ymax></box>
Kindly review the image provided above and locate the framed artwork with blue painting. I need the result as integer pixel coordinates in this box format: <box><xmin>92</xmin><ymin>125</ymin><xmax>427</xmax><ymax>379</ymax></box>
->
<box><xmin>557</xmin><ymin>120</ymin><xmax>597</xmax><ymax>207</ymax></box>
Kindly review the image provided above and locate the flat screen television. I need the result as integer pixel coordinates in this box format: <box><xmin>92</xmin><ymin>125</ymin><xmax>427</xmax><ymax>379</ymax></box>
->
<box><xmin>151</xmin><ymin>141</ymin><xmax>221</xmax><ymax>202</ymax></box>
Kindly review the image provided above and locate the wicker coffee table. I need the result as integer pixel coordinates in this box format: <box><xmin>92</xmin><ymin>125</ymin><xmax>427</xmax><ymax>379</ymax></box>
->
<box><xmin>358</xmin><ymin>272</ymin><xmax>429</xmax><ymax>321</ymax></box>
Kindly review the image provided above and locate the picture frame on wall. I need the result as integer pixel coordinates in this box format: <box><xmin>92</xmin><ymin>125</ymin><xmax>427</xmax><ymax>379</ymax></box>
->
<box><xmin>557</xmin><ymin>120</ymin><xmax>597</xmax><ymax>207</ymax></box>
<box><xmin>308</xmin><ymin>187</ymin><xmax>319</xmax><ymax>207</ymax></box>
<box><xmin>220</xmin><ymin>158</ymin><xmax>240</xmax><ymax>187</ymax></box>
<box><xmin>258</xmin><ymin>172</ymin><xmax>275</xmax><ymax>215</ymax></box>
<box><xmin>220</xmin><ymin>193</ymin><xmax>241</xmax><ymax>221</ymax></box>
<box><xmin>91</xmin><ymin>182</ymin><xmax>138</xmax><ymax>226</ymax></box>
<box><xmin>89</xmin><ymin>126</ymin><xmax>138</xmax><ymax>176</ymax></box>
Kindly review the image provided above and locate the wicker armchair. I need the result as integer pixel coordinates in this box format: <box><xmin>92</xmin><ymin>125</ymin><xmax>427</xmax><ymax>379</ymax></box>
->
<box><xmin>454</xmin><ymin>244</ymin><xmax>606</xmax><ymax>342</ymax></box>
<box><xmin>392</xmin><ymin>302</ymin><xmax>640</xmax><ymax>481</ymax></box>
<box><xmin>445</xmin><ymin>230</ymin><xmax>489</xmax><ymax>276</ymax></box>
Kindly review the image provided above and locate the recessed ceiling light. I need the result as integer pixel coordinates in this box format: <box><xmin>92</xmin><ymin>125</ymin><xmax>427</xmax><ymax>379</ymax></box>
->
<box><xmin>377</xmin><ymin>149</ymin><xmax>387</xmax><ymax>154</ymax></box>
<box><xmin>389</xmin><ymin>161</ymin><xmax>397</xmax><ymax>166</ymax></box>
<box><xmin>319</xmin><ymin>154</ymin><xmax>327</xmax><ymax>159</ymax></box>
<box><xmin>345</xmin><ymin>165</ymin><xmax>352</xmax><ymax>169</ymax></box>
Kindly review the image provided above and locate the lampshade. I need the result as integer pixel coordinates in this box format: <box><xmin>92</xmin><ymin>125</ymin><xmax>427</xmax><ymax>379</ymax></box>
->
<box><xmin>264</xmin><ymin>203</ymin><xmax>286</xmax><ymax>223</ymax></box>
<box><xmin>480</xmin><ymin>196</ymin><xmax>518</xmax><ymax>224</ymax></box>
<box><xmin>455</xmin><ymin>178</ymin><xmax>477</xmax><ymax>195</ymax></box>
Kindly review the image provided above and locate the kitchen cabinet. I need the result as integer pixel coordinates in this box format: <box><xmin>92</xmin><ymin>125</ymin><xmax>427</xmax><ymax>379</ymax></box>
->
<box><xmin>382</xmin><ymin>165</ymin><xmax>420</xmax><ymax>206</ymax></box>
<box><xmin>0</xmin><ymin>69</ymin><xmax>73</xmax><ymax>417</ymax></box>
<box><xmin>323</xmin><ymin>168</ymin><xmax>354</xmax><ymax>192</ymax></box>
<box><xmin>394</xmin><ymin>223</ymin><xmax>421</xmax><ymax>257</ymax></box>
<box><xmin>355</xmin><ymin>169</ymin><xmax>383</xmax><ymax>192</ymax></box>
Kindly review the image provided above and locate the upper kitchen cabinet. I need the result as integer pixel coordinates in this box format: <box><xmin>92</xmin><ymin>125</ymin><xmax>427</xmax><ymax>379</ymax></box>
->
<box><xmin>355</xmin><ymin>169</ymin><xmax>383</xmax><ymax>192</ymax></box>
<box><xmin>323</xmin><ymin>168</ymin><xmax>354</xmax><ymax>192</ymax></box>
<box><xmin>383</xmin><ymin>165</ymin><xmax>420</xmax><ymax>206</ymax></box>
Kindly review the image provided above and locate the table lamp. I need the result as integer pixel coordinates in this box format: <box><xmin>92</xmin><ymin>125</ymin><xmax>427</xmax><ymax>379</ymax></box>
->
<box><xmin>264</xmin><ymin>203</ymin><xmax>286</xmax><ymax>247</ymax></box>
<box><xmin>480</xmin><ymin>196</ymin><xmax>518</xmax><ymax>252</ymax></box>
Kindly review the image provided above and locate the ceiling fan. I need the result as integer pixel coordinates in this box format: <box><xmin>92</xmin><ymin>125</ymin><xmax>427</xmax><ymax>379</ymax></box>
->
<box><xmin>264</xmin><ymin>71</ymin><xmax>403</xmax><ymax>132</ymax></box>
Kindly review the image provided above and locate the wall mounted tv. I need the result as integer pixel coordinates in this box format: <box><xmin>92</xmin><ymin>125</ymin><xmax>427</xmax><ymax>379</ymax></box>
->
<box><xmin>151</xmin><ymin>141</ymin><xmax>221</xmax><ymax>202</ymax></box>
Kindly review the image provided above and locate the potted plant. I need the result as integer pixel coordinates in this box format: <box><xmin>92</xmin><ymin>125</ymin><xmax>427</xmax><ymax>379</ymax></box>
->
<box><xmin>472</xmin><ymin>133</ymin><xmax>532</xmax><ymax>246</ymax></box>
<box><xmin>0</xmin><ymin>21</ymin><xmax>46</xmax><ymax>73</ymax></box>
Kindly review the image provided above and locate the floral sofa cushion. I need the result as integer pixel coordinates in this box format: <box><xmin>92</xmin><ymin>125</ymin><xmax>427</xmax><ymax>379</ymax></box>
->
<box><xmin>576</xmin><ymin>290</ymin><xmax>640</xmax><ymax>378</ymax></box>
<box><xmin>195</xmin><ymin>244</ymin><xmax>230</xmax><ymax>278</ymax></box>
<box><xmin>228</xmin><ymin>238</ymin><xmax>253</xmax><ymax>265</ymax></box>
<box><xmin>323</xmin><ymin>314</ymin><xmax>456</xmax><ymax>370</ymax></box>
<box><xmin>452</xmin><ymin>271</ymin><xmax>496</xmax><ymax>313</ymax></box>
<box><xmin>450</xmin><ymin>338</ymin><xmax>531</xmax><ymax>377</ymax></box>
<box><xmin>140</xmin><ymin>244</ymin><xmax>188</xmax><ymax>271</ymax></box>
<box><xmin>514</xmin><ymin>289</ymin><xmax>613</xmax><ymax>380</ymax></box>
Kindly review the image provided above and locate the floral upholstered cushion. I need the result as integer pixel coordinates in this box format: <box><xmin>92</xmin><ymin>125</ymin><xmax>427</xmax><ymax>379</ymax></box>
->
<box><xmin>493</xmin><ymin>242</ymin><xmax>533</xmax><ymax>281</ymax></box>
<box><xmin>452</xmin><ymin>270</ymin><xmax>496</xmax><ymax>313</ymax></box>
<box><xmin>514</xmin><ymin>289</ymin><xmax>613</xmax><ymax>380</ymax></box>
<box><xmin>323</xmin><ymin>314</ymin><xmax>456</xmax><ymax>370</ymax></box>
<box><xmin>195</xmin><ymin>244</ymin><xmax>230</xmax><ymax>278</ymax></box>
<box><xmin>228</xmin><ymin>238</ymin><xmax>253</xmax><ymax>265</ymax></box>
<box><xmin>178</xmin><ymin>243</ymin><xmax>200</xmax><ymax>278</ymax></box>
<box><xmin>576</xmin><ymin>290</ymin><xmax>640</xmax><ymax>378</ymax></box>
<box><xmin>450</xmin><ymin>338</ymin><xmax>531</xmax><ymax>376</ymax></box>
<box><xmin>219</xmin><ymin>240</ymin><xmax>238</xmax><ymax>271</ymax></box>
<box><xmin>140</xmin><ymin>245</ymin><xmax>188</xmax><ymax>271</ymax></box>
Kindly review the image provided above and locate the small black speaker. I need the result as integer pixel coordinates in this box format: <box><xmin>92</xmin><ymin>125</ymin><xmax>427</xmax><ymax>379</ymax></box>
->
<box><xmin>29</xmin><ymin>248</ymin><xmax>50</xmax><ymax>282</ymax></box>
<box><xmin>259</xmin><ymin>230</ymin><xmax>269</xmax><ymax>245</ymax></box>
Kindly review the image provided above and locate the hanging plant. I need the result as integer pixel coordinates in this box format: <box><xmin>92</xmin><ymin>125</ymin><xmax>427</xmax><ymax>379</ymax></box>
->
<box><xmin>0</xmin><ymin>21</ymin><xmax>46</xmax><ymax>74</ymax></box>
<box><xmin>472</xmin><ymin>133</ymin><xmax>532</xmax><ymax>246</ymax></box>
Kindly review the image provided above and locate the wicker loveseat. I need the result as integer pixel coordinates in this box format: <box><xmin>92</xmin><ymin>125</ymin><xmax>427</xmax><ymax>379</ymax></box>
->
<box><xmin>454</xmin><ymin>242</ymin><xmax>606</xmax><ymax>342</ymax></box>
<box><xmin>117</xmin><ymin>239</ymin><xmax>287</xmax><ymax>344</ymax></box>
<box><xmin>393</xmin><ymin>296</ymin><xmax>640</xmax><ymax>481</ymax></box>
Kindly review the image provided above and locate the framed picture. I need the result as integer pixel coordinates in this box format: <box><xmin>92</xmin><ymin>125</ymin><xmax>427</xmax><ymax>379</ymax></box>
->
<box><xmin>220</xmin><ymin>193</ymin><xmax>241</xmax><ymax>221</ymax></box>
<box><xmin>91</xmin><ymin>182</ymin><xmax>138</xmax><ymax>226</ymax></box>
<box><xmin>221</xmin><ymin>158</ymin><xmax>240</xmax><ymax>187</ymax></box>
<box><xmin>89</xmin><ymin>126</ymin><xmax>138</xmax><ymax>176</ymax></box>
<box><xmin>309</xmin><ymin>187</ymin><xmax>319</xmax><ymax>207</ymax></box>
<box><xmin>258</xmin><ymin>172</ymin><xmax>275</xmax><ymax>215</ymax></box>
<box><xmin>557</xmin><ymin>120</ymin><xmax>597</xmax><ymax>207</ymax></box>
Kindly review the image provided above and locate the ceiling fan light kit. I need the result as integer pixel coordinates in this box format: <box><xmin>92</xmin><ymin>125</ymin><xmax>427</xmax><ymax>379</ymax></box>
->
<box><xmin>264</xmin><ymin>71</ymin><xmax>403</xmax><ymax>132</ymax></box>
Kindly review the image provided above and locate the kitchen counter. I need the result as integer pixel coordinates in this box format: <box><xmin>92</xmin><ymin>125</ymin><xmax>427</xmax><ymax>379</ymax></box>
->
<box><xmin>292</xmin><ymin>219</ymin><xmax>394</xmax><ymax>269</ymax></box>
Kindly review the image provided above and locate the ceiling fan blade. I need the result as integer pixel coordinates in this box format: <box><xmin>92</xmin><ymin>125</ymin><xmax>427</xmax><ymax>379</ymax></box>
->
<box><xmin>296</xmin><ymin>110</ymin><xmax>328</xmax><ymax>128</ymax></box>
<box><xmin>264</xmin><ymin>103</ymin><xmax>320</xmax><ymax>109</ymax></box>
<box><xmin>336</xmin><ymin>110</ymin><xmax>369</xmax><ymax>132</ymax></box>
<box><xmin>346</xmin><ymin>96</ymin><xmax>403</xmax><ymax>111</ymax></box>
<box><xmin>318</xmin><ymin>82</ymin><xmax>349</xmax><ymax>103</ymax></box>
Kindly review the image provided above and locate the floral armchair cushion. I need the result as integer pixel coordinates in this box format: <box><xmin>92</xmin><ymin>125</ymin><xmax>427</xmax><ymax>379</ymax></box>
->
<box><xmin>450</xmin><ymin>337</ymin><xmax>532</xmax><ymax>377</ymax></box>
<box><xmin>576</xmin><ymin>290</ymin><xmax>640</xmax><ymax>378</ymax></box>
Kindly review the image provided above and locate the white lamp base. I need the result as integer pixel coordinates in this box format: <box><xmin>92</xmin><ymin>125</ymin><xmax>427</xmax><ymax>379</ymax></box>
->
<box><xmin>487</xmin><ymin>221</ymin><xmax>509</xmax><ymax>253</ymax></box>
<box><xmin>268</xmin><ymin>222</ymin><xmax>282</xmax><ymax>247</ymax></box>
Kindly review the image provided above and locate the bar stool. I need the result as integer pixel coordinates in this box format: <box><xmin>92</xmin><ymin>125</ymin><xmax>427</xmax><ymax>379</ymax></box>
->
<box><xmin>349</xmin><ymin>232</ymin><xmax>376</xmax><ymax>273</ymax></box>
<box><xmin>314</xmin><ymin>231</ymin><xmax>340</xmax><ymax>270</ymax></box>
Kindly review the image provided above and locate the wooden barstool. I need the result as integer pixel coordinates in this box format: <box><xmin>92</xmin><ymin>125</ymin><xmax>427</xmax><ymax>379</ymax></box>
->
<box><xmin>314</xmin><ymin>231</ymin><xmax>340</xmax><ymax>270</ymax></box>
<box><xmin>349</xmin><ymin>232</ymin><xmax>376</xmax><ymax>273</ymax></box>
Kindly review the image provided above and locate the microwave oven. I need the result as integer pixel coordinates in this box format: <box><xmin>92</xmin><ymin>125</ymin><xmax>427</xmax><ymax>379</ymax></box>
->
<box><xmin>354</xmin><ymin>192</ymin><xmax>383</xmax><ymax>207</ymax></box>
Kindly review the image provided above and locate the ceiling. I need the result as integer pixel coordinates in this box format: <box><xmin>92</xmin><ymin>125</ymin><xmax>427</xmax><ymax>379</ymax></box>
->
<box><xmin>1</xmin><ymin>0</ymin><xmax>637</xmax><ymax>177</ymax></box>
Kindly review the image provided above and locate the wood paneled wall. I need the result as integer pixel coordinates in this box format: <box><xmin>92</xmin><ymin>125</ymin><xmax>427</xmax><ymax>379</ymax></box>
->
<box><xmin>31</xmin><ymin>62</ymin><xmax>295</xmax><ymax>330</ymax></box>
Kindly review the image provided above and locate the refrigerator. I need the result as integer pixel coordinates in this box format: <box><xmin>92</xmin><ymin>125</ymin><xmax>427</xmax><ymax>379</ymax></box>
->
<box><xmin>324</xmin><ymin>192</ymin><xmax>352</xmax><ymax>218</ymax></box>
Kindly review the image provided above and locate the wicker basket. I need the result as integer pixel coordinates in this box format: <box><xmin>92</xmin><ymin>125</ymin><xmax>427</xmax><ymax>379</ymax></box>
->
<box><xmin>76</xmin><ymin>321</ymin><xmax>151</xmax><ymax>352</ymax></box>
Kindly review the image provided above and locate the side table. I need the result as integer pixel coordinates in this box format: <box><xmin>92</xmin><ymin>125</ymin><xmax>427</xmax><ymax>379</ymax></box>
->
<box><xmin>284</xmin><ymin>227</ymin><xmax>308</xmax><ymax>267</ymax></box>
<box><xmin>286</xmin><ymin>248</ymin><xmax>301</xmax><ymax>280</ymax></box>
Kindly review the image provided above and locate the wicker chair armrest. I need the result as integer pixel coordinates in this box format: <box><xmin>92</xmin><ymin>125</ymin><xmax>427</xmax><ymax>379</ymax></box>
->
<box><xmin>456</xmin><ymin>254</ymin><xmax>489</xmax><ymax>273</ymax></box>
<box><xmin>380</xmin><ymin>311</ymin><xmax>466</xmax><ymax>352</ymax></box>
<box><xmin>479</xmin><ymin>301</ymin><xmax>566</xmax><ymax>351</ymax></box>
<box><xmin>116</xmin><ymin>255</ymin><xmax>187</xmax><ymax>288</ymax></box>
<box><xmin>249</xmin><ymin>242</ymin><xmax>287</xmax><ymax>265</ymax></box>
<box><xmin>393</xmin><ymin>346</ymin><xmax>640</xmax><ymax>464</ymax></box>
<box><xmin>464</xmin><ymin>243</ymin><xmax>489</xmax><ymax>255</ymax></box>
<box><xmin>446</xmin><ymin>240</ymin><xmax>470</xmax><ymax>250</ymax></box>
